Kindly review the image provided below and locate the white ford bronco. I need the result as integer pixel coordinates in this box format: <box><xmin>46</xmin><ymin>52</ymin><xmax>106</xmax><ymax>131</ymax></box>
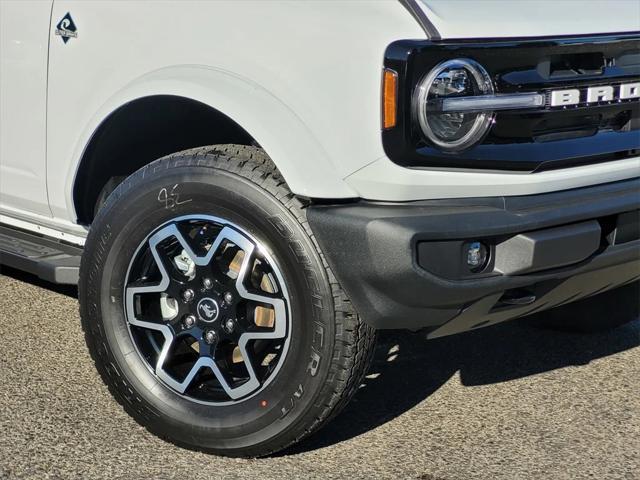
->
<box><xmin>1</xmin><ymin>1</ymin><xmax>639</xmax><ymax>457</ymax></box>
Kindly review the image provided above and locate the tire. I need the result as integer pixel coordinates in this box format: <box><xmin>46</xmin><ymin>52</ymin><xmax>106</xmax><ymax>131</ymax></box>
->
<box><xmin>93</xmin><ymin>175</ymin><xmax>125</xmax><ymax>217</ymax></box>
<box><xmin>79</xmin><ymin>144</ymin><xmax>376</xmax><ymax>457</ymax></box>
<box><xmin>531</xmin><ymin>282</ymin><xmax>639</xmax><ymax>333</ymax></box>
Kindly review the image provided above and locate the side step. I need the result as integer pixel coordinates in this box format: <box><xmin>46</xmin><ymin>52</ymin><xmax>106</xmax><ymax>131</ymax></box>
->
<box><xmin>0</xmin><ymin>225</ymin><xmax>82</xmax><ymax>285</ymax></box>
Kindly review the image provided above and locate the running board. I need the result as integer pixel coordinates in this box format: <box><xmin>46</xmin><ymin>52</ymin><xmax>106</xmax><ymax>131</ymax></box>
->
<box><xmin>0</xmin><ymin>225</ymin><xmax>82</xmax><ymax>285</ymax></box>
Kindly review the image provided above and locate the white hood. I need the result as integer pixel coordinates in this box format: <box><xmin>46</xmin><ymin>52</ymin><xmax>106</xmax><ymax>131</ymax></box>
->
<box><xmin>414</xmin><ymin>0</ymin><xmax>640</xmax><ymax>39</ymax></box>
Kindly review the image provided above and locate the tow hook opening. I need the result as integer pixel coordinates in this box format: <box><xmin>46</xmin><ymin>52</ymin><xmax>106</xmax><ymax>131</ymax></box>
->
<box><xmin>495</xmin><ymin>288</ymin><xmax>537</xmax><ymax>309</ymax></box>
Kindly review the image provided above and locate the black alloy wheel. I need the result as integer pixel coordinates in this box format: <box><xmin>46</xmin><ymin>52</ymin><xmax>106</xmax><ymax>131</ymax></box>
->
<box><xmin>124</xmin><ymin>214</ymin><xmax>291</xmax><ymax>404</ymax></box>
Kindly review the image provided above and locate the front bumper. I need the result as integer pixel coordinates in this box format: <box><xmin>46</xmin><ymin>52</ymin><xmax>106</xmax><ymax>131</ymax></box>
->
<box><xmin>307</xmin><ymin>178</ymin><xmax>640</xmax><ymax>336</ymax></box>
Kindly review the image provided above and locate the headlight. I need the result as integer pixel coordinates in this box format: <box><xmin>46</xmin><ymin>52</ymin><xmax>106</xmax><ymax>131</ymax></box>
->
<box><xmin>415</xmin><ymin>58</ymin><xmax>494</xmax><ymax>152</ymax></box>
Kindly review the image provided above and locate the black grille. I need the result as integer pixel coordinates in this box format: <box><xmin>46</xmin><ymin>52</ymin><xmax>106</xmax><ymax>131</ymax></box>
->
<box><xmin>383</xmin><ymin>33</ymin><xmax>640</xmax><ymax>171</ymax></box>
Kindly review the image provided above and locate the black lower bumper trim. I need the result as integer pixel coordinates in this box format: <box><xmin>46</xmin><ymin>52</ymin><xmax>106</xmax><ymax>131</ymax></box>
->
<box><xmin>307</xmin><ymin>178</ymin><xmax>640</xmax><ymax>333</ymax></box>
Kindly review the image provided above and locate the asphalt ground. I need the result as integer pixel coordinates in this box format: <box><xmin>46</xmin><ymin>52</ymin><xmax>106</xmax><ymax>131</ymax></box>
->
<box><xmin>0</xmin><ymin>267</ymin><xmax>638</xmax><ymax>480</ymax></box>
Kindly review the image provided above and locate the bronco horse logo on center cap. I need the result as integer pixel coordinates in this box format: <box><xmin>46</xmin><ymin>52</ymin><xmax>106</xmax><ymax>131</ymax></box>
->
<box><xmin>197</xmin><ymin>298</ymin><xmax>219</xmax><ymax>323</ymax></box>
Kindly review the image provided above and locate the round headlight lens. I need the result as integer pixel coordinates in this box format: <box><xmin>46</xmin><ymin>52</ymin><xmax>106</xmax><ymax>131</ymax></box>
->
<box><xmin>416</xmin><ymin>59</ymin><xmax>494</xmax><ymax>152</ymax></box>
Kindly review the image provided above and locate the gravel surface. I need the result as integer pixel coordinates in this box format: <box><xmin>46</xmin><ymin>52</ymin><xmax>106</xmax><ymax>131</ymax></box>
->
<box><xmin>0</xmin><ymin>268</ymin><xmax>638</xmax><ymax>480</ymax></box>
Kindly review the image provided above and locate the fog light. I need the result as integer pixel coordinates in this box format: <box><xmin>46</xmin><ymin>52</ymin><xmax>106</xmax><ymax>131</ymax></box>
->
<box><xmin>466</xmin><ymin>241</ymin><xmax>488</xmax><ymax>272</ymax></box>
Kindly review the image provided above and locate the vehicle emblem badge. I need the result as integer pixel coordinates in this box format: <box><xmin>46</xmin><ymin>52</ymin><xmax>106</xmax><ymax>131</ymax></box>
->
<box><xmin>55</xmin><ymin>13</ymin><xmax>77</xmax><ymax>44</ymax></box>
<box><xmin>549</xmin><ymin>82</ymin><xmax>639</xmax><ymax>107</ymax></box>
<box><xmin>197</xmin><ymin>298</ymin><xmax>220</xmax><ymax>323</ymax></box>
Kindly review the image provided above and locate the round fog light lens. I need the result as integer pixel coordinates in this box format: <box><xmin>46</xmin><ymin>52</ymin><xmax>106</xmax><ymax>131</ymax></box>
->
<box><xmin>416</xmin><ymin>59</ymin><xmax>495</xmax><ymax>152</ymax></box>
<box><xmin>466</xmin><ymin>241</ymin><xmax>489</xmax><ymax>272</ymax></box>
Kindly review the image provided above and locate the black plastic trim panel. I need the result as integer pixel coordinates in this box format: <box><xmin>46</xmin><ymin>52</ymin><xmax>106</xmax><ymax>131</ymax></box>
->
<box><xmin>307</xmin><ymin>178</ymin><xmax>640</xmax><ymax>332</ymax></box>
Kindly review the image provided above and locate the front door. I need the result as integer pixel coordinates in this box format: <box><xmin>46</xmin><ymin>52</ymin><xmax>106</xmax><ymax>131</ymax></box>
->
<box><xmin>0</xmin><ymin>1</ymin><xmax>54</xmax><ymax>216</ymax></box>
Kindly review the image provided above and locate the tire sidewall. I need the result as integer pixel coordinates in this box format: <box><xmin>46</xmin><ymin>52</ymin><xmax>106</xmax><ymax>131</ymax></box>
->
<box><xmin>82</xmin><ymin>163</ymin><xmax>335</xmax><ymax>452</ymax></box>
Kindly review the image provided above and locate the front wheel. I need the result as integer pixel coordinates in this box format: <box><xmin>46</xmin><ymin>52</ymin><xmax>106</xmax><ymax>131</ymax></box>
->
<box><xmin>79</xmin><ymin>145</ymin><xmax>375</xmax><ymax>457</ymax></box>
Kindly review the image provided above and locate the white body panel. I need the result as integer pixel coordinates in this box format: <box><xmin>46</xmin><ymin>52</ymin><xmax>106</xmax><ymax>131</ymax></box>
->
<box><xmin>45</xmin><ymin>0</ymin><xmax>423</xmax><ymax>219</ymax></box>
<box><xmin>347</xmin><ymin>156</ymin><xmax>640</xmax><ymax>202</ymax></box>
<box><xmin>0</xmin><ymin>1</ymin><xmax>52</xmax><ymax>215</ymax></box>
<box><xmin>415</xmin><ymin>0</ymin><xmax>640</xmax><ymax>39</ymax></box>
<box><xmin>0</xmin><ymin>0</ymin><xmax>638</xmax><ymax>240</ymax></box>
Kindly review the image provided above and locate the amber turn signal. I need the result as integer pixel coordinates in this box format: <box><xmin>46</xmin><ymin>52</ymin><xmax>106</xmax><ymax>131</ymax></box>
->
<box><xmin>382</xmin><ymin>68</ymin><xmax>398</xmax><ymax>129</ymax></box>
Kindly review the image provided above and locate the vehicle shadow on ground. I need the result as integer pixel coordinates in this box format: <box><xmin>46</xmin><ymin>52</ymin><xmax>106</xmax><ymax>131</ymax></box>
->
<box><xmin>3</xmin><ymin>266</ymin><xmax>638</xmax><ymax>456</ymax></box>
<box><xmin>0</xmin><ymin>266</ymin><xmax>79</xmax><ymax>298</ymax></box>
<box><xmin>287</xmin><ymin>315</ymin><xmax>640</xmax><ymax>455</ymax></box>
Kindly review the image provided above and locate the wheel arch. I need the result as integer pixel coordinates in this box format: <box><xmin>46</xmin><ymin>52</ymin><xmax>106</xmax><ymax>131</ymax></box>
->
<box><xmin>70</xmin><ymin>65</ymin><xmax>358</xmax><ymax>224</ymax></box>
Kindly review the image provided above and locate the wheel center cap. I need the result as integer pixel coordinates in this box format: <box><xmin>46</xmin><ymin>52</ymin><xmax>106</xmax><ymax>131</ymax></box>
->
<box><xmin>196</xmin><ymin>297</ymin><xmax>220</xmax><ymax>323</ymax></box>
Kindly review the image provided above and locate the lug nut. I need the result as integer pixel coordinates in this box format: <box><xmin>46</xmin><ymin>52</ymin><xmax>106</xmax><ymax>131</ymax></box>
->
<box><xmin>204</xmin><ymin>329</ymin><xmax>217</xmax><ymax>344</ymax></box>
<box><xmin>224</xmin><ymin>292</ymin><xmax>233</xmax><ymax>304</ymax></box>
<box><xmin>182</xmin><ymin>289</ymin><xmax>195</xmax><ymax>302</ymax></box>
<box><xmin>203</xmin><ymin>278</ymin><xmax>213</xmax><ymax>290</ymax></box>
<box><xmin>224</xmin><ymin>318</ymin><xmax>235</xmax><ymax>333</ymax></box>
<box><xmin>183</xmin><ymin>314</ymin><xmax>196</xmax><ymax>329</ymax></box>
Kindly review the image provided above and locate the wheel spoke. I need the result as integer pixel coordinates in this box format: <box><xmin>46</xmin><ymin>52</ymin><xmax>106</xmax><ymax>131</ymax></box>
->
<box><xmin>231</xmin><ymin>245</ymin><xmax>287</xmax><ymax>399</ymax></box>
<box><xmin>125</xmin><ymin>224</ymin><xmax>183</xmax><ymax>328</ymax></box>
